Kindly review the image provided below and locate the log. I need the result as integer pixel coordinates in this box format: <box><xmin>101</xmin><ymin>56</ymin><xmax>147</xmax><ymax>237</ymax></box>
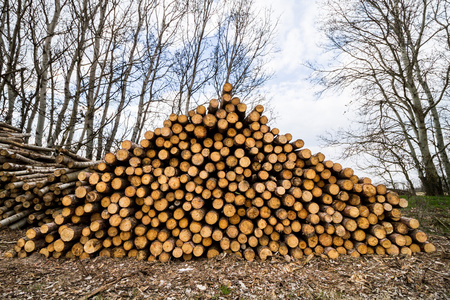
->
<box><xmin>0</xmin><ymin>209</ymin><xmax>33</xmax><ymax>227</ymax></box>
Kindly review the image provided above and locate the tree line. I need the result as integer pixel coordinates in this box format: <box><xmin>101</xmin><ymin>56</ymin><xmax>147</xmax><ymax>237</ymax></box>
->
<box><xmin>0</xmin><ymin>0</ymin><xmax>276</xmax><ymax>159</ymax></box>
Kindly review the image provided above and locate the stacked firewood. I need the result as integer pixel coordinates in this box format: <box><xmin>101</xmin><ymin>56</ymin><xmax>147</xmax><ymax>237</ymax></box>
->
<box><xmin>0</xmin><ymin>122</ymin><xmax>97</xmax><ymax>230</ymax></box>
<box><xmin>4</xmin><ymin>84</ymin><xmax>436</xmax><ymax>261</ymax></box>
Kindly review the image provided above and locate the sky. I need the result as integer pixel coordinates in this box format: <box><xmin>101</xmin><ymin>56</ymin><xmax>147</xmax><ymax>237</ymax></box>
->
<box><xmin>253</xmin><ymin>0</ymin><xmax>365</xmax><ymax>174</ymax></box>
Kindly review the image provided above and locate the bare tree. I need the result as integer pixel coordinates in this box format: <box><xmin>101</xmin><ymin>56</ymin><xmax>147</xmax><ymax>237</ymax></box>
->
<box><xmin>31</xmin><ymin>0</ymin><xmax>64</xmax><ymax>146</ymax></box>
<box><xmin>0</xmin><ymin>0</ymin><xmax>33</xmax><ymax>126</ymax></box>
<box><xmin>313</xmin><ymin>0</ymin><xmax>450</xmax><ymax>195</ymax></box>
<box><xmin>171</xmin><ymin>0</ymin><xmax>216</xmax><ymax>115</ymax></box>
<box><xmin>0</xmin><ymin>0</ymin><xmax>277</xmax><ymax>160</ymax></box>
<box><xmin>83</xmin><ymin>0</ymin><xmax>109</xmax><ymax>158</ymax></box>
<box><xmin>212</xmin><ymin>0</ymin><xmax>276</xmax><ymax>101</ymax></box>
<box><xmin>130</xmin><ymin>0</ymin><xmax>184</xmax><ymax>143</ymax></box>
<box><xmin>95</xmin><ymin>35</ymin><xmax>119</xmax><ymax>160</ymax></box>
<box><xmin>48</xmin><ymin>0</ymin><xmax>90</xmax><ymax>147</ymax></box>
<box><xmin>104</xmin><ymin>0</ymin><xmax>146</xmax><ymax>155</ymax></box>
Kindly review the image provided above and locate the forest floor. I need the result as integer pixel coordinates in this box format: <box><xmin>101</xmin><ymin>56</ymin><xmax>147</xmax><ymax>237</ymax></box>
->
<box><xmin>0</xmin><ymin>195</ymin><xmax>448</xmax><ymax>300</ymax></box>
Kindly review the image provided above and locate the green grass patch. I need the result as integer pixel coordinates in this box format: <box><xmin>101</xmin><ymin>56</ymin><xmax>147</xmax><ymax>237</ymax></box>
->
<box><xmin>219</xmin><ymin>284</ymin><xmax>232</xmax><ymax>295</ymax></box>
<box><xmin>400</xmin><ymin>195</ymin><xmax>450</xmax><ymax>236</ymax></box>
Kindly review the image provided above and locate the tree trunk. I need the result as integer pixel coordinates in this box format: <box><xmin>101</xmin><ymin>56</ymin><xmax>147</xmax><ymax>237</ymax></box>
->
<box><xmin>393</xmin><ymin>1</ymin><xmax>443</xmax><ymax>195</ymax></box>
<box><xmin>2</xmin><ymin>0</ymin><xmax>27</xmax><ymax>125</ymax></box>
<box><xmin>24</xmin><ymin>85</ymin><xmax>40</xmax><ymax>144</ymax></box>
<box><xmin>50</xmin><ymin>0</ymin><xmax>90</xmax><ymax>147</ymax></box>
<box><xmin>46</xmin><ymin>57</ymin><xmax>55</xmax><ymax>145</ymax></box>
<box><xmin>84</xmin><ymin>0</ymin><xmax>107</xmax><ymax>159</ymax></box>
<box><xmin>6</xmin><ymin>73</ymin><xmax>17</xmax><ymax>125</ymax></box>
<box><xmin>64</xmin><ymin>56</ymin><xmax>82</xmax><ymax>149</ymax></box>
<box><xmin>35</xmin><ymin>0</ymin><xmax>62</xmax><ymax>146</ymax></box>
<box><xmin>96</xmin><ymin>57</ymin><xmax>114</xmax><ymax>160</ymax></box>
<box><xmin>105</xmin><ymin>1</ymin><xmax>144</xmax><ymax>153</ymax></box>
<box><xmin>416</xmin><ymin>68</ymin><xmax>450</xmax><ymax>190</ymax></box>
<box><xmin>407</xmin><ymin>92</ymin><xmax>442</xmax><ymax>195</ymax></box>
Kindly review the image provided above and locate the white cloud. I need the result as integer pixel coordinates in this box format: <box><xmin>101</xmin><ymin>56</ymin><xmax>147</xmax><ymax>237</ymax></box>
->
<box><xmin>253</xmin><ymin>0</ymin><xmax>376</xmax><ymax>179</ymax></box>
<box><xmin>254</xmin><ymin>1</ymin><xmax>352</xmax><ymax>141</ymax></box>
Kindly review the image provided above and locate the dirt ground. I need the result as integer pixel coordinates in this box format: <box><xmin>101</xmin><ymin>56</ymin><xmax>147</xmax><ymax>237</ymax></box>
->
<box><xmin>0</xmin><ymin>229</ymin><xmax>448</xmax><ymax>300</ymax></box>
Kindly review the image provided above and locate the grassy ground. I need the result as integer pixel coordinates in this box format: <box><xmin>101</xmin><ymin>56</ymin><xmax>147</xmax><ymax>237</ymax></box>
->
<box><xmin>400</xmin><ymin>195</ymin><xmax>450</xmax><ymax>236</ymax></box>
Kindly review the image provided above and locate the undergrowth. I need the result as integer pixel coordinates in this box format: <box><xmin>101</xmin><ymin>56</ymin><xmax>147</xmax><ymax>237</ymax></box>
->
<box><xmin>400</xmin><ymin>195</ymin><xmax>450</xmax><ymax>236</ymax></box>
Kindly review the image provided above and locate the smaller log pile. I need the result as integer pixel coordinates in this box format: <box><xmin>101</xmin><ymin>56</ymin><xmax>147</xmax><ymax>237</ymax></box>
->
<box><xmin>4</xmin><ymin>84</ymin><xmax>436</xmax><ymax>261</ymax></box>
<box><xmin>0</xmin><ymin>122</ymin><xmax>97</xmax><ymax>230</ymax></box>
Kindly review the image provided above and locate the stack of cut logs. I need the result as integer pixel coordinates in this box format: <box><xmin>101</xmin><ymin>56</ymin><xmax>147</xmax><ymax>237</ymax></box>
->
<box><xmin>0</xmin><ymin>122</ymin><xmax>98</xmax><ymax>230</ymax></box>
<box><xmin>4</xmin><ymin>84</ymin><xmax>436</xmax><ymax>261</ymax></box>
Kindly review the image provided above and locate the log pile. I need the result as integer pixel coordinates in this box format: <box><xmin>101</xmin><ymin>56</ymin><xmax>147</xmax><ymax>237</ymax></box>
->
<box><xmin>4</xmin><ymin>84</ymin><xmax>436</xmax><ymax>261</ymax></box>
<box><xmin>0</xmin><ymin>122</ymin><xmax>98</xmax><ymax>230</ymax></box>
